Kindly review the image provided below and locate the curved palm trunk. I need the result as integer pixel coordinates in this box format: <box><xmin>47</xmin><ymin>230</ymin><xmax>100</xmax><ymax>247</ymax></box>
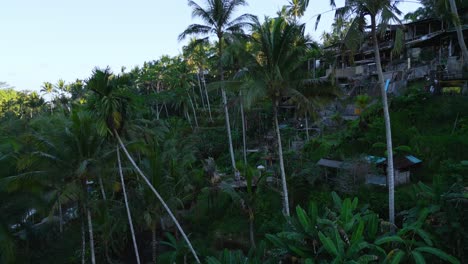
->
<box><xmin>114</xmin><ymin>131</ymin><xmax>201</xmax><ymax>263</ymax></box>
<box><xmin>58</xmin><ymin>195</ymin><xmax>63</xmax><ymax>233</ymax></box>
<box><xmin>449</xmin><ymin>0</ymin><xmax>468</xmax><ymax>66</ymax></box>
<box><xmin>201</xmin><ymin>71</ymin><xmax>213</xmax><ymax>122</ymax></box>
<box><xmin>371</xmin><ymin>15</ymin><xmax>395</xmax><ymax>230</ymax></box>
<box><xmin>248</xmin><ymin>208</ymin><xmax>256</xmax><ymax>249</ymax></box>
<box><xmin>81</xmin><ymin>217</ymin><xmax>86</xmax><ymax>264</ymax></box>
<box><xmin>185</xmin><ymin>109</ymin><xmax>193</xmax><ymax>129</ymax></box>
<box><xmin>87</xmin><ymin>208</ymin><xmax>96</xmax><ymax>264</ymax></box>
<box><xmin>240</xmin><ymin>91</ymin><xmax>247</xmax><ymax>166</ymax></box>
<box><xmin>197</xmin><ymin>72</ymin><xmax>206</xmax><ymax>109</ymax></box>
<box><xmin>219</xmin><ymin>38</ymin><xmax>237</xmax><ymax>173</ymax></box>
<box><xmin>152</xmin><ymin>224</ymin><xmax>157</xmax><ymax>264</ymax></box>
<box><xmin>117</xmin><ymin>146</ymin><xmax>141</xmax><ymax>264</ymax></box>
<box><xmin>187</xmin><ymin>92</ymin><xmax>199</xmax><ymax>128</ymax></box>
<box><xmin>274</xmin><ymin>103</ymin><xmax>290</xmax><ymax>216</ymax></box>
<box><xmin>98</xmin><ymin>175</ymin><xmax>107</xmax><ymax>200</ymax></box>
<box><xmin>222</xmin><ymin>89</ymin><xmax>237</xmax><ymax>172</ymax></box>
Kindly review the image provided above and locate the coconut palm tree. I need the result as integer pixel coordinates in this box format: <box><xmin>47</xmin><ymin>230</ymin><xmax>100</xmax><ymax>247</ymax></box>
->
<box><xmin>179</xmin><ymin>0</ymin><xmax>255</xmax><ymax>174</ymax></box>
<box><xmin>447</xmin><ymin>0</ymin><xmax>468</xmax><ymax>67</ymax></box>
<box><xmin>284</xmin><ymin>0</ymin><xmax>310</xmax><ymax>20</ymax></box>
<box><xmin>5</xmin><ymin>111</ymin><xmax>109</xmax><ymax>263</ymax></box>
<box><xmin>116</xmin><ymin>146</ymin><xmax>141</xmax><ymax>264</ymax></box>
<box><xmin>405</xmin><ymin>0</ymin><xmax>467</xmax><ymax>66</ymax></box>
<box><xmin>137</xmin><ymin>119</ymin><xmax>197</xmax><ymax>263</ymax></box>
<box><xmin>241</xmin><ymin>16</ymin><xmax>312</xmax><ymax>216</ymax></box>
<box><xmin>220</xmin><ymin>165</ymin><xmax>264</xmax><ymax>249</ymax></box>
<box><xmin>328</xmin><ymin>0</ymin><xmax>403</xmax><ymax>229</ymax></box>
<box><xmin>86</xmin><ymin>67</ymin><xmax>201</xmax><ymax>263</ymax></box>
<box><xmin>183</xmin><ymin>38</ymin><xmax>214</xmax><ymax>121</ymax></box>
<box><xmin>40</xmin><ymin>82</ymin><xmax>55</xmax><ymax>113</ymax></box>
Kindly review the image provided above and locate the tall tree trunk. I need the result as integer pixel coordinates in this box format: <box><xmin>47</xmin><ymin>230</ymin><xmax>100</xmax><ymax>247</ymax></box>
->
<box><xmin>240</xmin><ymin>91</ymin><xmax>247</xmax><ymax>166</ymax></box>
<box><xmin>164</xmin><ymin>103</ymin><xmax>169</xmax><ymax>118</ymax></box>
<box><xmin>187</xmin><ymin>92</ymin><xmax>199</xmax><ymax>128</ymax></box>
<box><xmin>117</xmin><ymin>146</ymin><xmax>141</xmax><ymax>264</ymax></box>
<box><xmin>87</xmin><ymin>208</ymin><xmax>96</xmax><ymax>264</ymax></box>
<box><xmin>152</xmin><ymin>224</ymin><xmax>157</xmax><ymax>264</ymax></box>
<box><xmin>371</xmin><ymin>15</ymin><xmax>395</xmax><ymax>230</ymax></box>
<box><xmin>185</xmin><ymin>110</ymin><xmax>193</xmax><ymax>129</ymax></box>
<box><xmin>98</xmin><ymin>175</ymin><xmax>107</xmax><ymax>200</ymax></box>
<box><xmin>191</xmin><ymin>85</ymin><xmax>198</xmax><ymax>109</ymax></box>
<box><xmin>449</xmin><ymin>0</ymin><xmax>468</xmax><ymax>67</ymax></box>
<box><xmin>305</xmin><ymin>113</ymin><xmax>310</xmax><ymax>141</ymax></box>
<box><xmin>222</xmin><ymin>88</ymin><xmax>237</xmax><ymax>172</ymax></box>
<box><xmin>197</xmin><ymin>71</ymin><xmax>206</xmax><ymax>109</ymax></box>
<box><xmin>248</xmin><ymin>208</ymin><xmax>256</xmax><ymax>249</ymax></box>
<box><xmin>155</xmin><ymin>103</ymin><xmax>160</xmax><ymax>120</ymax></box>
<box><xmin>115</xmin><ymin>132</ymin><xmax>201</xmax><ymax>263</ymax></box>
<box><xmin>81</xmin><ymin>217</ymin><xmax>86</xmax><ymax>264</ymax></box>
<box><xmin>274</xmin><ymin>102</ymin><xmax>290</xmax><ymax>216</ymax></box>
<box><xmin>58</xmin><ymin>195</ymin><xmax>63</xmax><ymax>233</ymax></box>
<box><xmin>218</xmin><ymin>37</ymin><xmax>237</xmax><ymax>173</ymax></box>
<box><xmin>201</xmin><ymin>70</ymin><xmax>213</xmax><ymax>122</ymax></box>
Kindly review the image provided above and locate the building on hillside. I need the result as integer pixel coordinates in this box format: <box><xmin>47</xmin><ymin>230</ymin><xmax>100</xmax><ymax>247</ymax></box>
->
<box><xmin>365</xmin><ymin>155</ymin><xmax>422</xmax><ymax>186</ymax></box>
<box><xmin>320</xmin><ymin>17</ymin><xmax>468</xmax><ymax>96</ymax></box>
<box><xmin>317</xmin><ymin>155</ymin><xmax>422</xmax><ymax>188</ymax></box>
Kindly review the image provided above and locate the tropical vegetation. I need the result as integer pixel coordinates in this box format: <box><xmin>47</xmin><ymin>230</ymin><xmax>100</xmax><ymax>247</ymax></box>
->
<box><xmin>0</xmin><ymin>0</ymin><xmax>466</xmax><ymax>263</ymax></box>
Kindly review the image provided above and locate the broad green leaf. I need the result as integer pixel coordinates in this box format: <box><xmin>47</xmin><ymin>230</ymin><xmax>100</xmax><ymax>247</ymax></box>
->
<box><xmin>366</xmin><ymin>214</ymin><xmax>379</xmax><ymax>240</ymax></box>
<box><xmin>414</xmin><ymin>228</ymin><xmax>433</xmax><ymax>246</ymax></box>
<box><xmin>341</xmin><ymin>198</ymin><xmax>351</xmax><ymax>223</ymax></box>
<box><xmin>335</xmin><ymin>229</ymin><xmax>345</xmax><ymax>256</ymax></box>
<box><xmin>411</xmin><ymin>251</ymin><xmax>426</xmax><ymax>264</ymax></box>
<box><xmin>296</xmin><ymin>205</ymin><xmax>311</xmax><ymax>231</ymax></box>
<box><xmin>415</xmin><ymin>247</ymin><xmax>460</xmax><ymax>264</ymax></box>
<box><xmin>351</xmin><ymin>197</ymin><xmax>358</xmax><ymax>210</ymax></box>
<box><xmin>266</xmin><ymin>234</ymin><xmax>286</xmax><ymax>248</ymax></box>
<box><xmin>332</xmin><ymin>191</ymin><xmax>342</xmax><ymax>210</ymax></box>
<box><xmin>351</xmin><ymin>221</ymin><xmax>364</xmax><ymax>245</ymax></box>
<box><xmin>375</xmin><ymin>235</ymin><xmax>404</xmax><ymax>245</ymax></box>
<box><xmin>384</xmin><ymin>249</ymin><xmax>405</xmax><ymax>264</ymax></box>
<box><xmin>357</xmin><ymin>254</ymin><xmax>379</xmax><ymax>263</ymax></box>
<box><xmin>319</xmin><ymin>231</ymin><xmax>338</xmax><ymax>256</ymax></box>
<box><xmin>317</xmin><ymin>218</ymin><xmax>335</xmax><ymax>226</ymax></box>
<box><xmin>288</xmin><ymin>244</ymin><xmax>308</xmax><ymax>257</ymax></box>
<box><xmin>308</xmin><ymin>202</ymin><xmax>318</xmax><ymax>226</ymax></box>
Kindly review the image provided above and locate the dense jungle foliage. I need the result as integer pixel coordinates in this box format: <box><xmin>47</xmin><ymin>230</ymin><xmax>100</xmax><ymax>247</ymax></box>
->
<box><xmin>1</xmin><ymin>0</ymin><xmax>467</xmax><ymax>263</ymax></box>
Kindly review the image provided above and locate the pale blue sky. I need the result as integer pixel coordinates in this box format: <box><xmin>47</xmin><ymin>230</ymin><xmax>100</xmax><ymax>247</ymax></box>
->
<box><xmin>0</xmin><ymin>0</ymin><xmax>420</xmax><ymax>92</ymax></box>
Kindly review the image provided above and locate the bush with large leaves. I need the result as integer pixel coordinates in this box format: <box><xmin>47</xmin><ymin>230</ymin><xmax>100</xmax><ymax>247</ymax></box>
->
<box><xmin>266</xmin><ymin>192</ymin><xmax>460</xmax><ymax>263</ymax></box>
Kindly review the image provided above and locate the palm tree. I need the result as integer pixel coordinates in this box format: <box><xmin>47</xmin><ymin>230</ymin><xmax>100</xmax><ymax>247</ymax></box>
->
<box><xmin>10</xmin><ymin>111</ymin><xmax>108</xmax><ymax>263</ymax></box>
<box><xmin>179</xmin><ymin>0</ymin><xmax>254</xmax><ymax>174</ymax></box>
<box><xmin>405</xmin><ymin>0</ymin><xmax>468</xmax><ymax>67</ymax></box>
<box><xmin>220</xmin><ymin>165</ymin><xmax>263</xmax><ymax>249</ymax></box>
<box><xmin>242</xmin><ymin>16</ymin><xmax>311</xmax><ymax>216</ymax></box>
<box><xmin>86</xmin><ymin>67</ymin><xmax>201</xmax><ymax>263</ymax></box>
<box><xmin>183</xmin><ymin>38</ymin><xmax>214</xmax><ymax>121</ymax></box>
<box><xmin>137</xmin><ymin>119</ymin><xmax>197</xmax><ymax>263</ymax></box>
<box><xmin>329</xmin><ymin>0</ymin><xmax>402</xmax><ymax>229</ymax></box>
<box><xmin>447</xmin><ymin>0</ymin><xmax>468</xmax><ymax>67</ymax></box>
<box><xmin>40</xmin><ymin>82</ymin><xmax>55</xmax><ymax>113</ymax></box>
<box><xmin>116</xmin><ymin>146</ymin><xmax>141</xmax><ymax>264</ymax></box>
<box><xmin>284</xmin><ymin>0</ymin><xmax>310</xmax><ymax>20</ymax></box>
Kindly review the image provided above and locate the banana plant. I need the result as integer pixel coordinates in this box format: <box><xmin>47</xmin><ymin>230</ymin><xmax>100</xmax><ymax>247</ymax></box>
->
<box><xmin>376</xmin><ymin>208</ymin><xmax>460</xmax><ymax>264</ymax></box>
<box><xmin>266</xmin><ymin>192</ymin><xmax>384</xmax><ymax>263</ymax></box>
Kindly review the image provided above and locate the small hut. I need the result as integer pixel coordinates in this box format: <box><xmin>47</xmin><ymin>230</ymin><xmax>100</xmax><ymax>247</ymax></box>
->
<box><xmin>317</xmin><ymin>158</ymin><xmax>370</xmax><ymax>192</ymax></box>
<box><xmin>365</xmin><ymin>155</ymin><xmax>422</xmax><ymax>186</ymax></box>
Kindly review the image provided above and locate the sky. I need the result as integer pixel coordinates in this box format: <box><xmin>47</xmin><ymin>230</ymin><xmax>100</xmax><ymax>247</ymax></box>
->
<box><xmin>0</xmin><ymin>0</ymin><xmax>421</xmax><ymax>92</ymax></box>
